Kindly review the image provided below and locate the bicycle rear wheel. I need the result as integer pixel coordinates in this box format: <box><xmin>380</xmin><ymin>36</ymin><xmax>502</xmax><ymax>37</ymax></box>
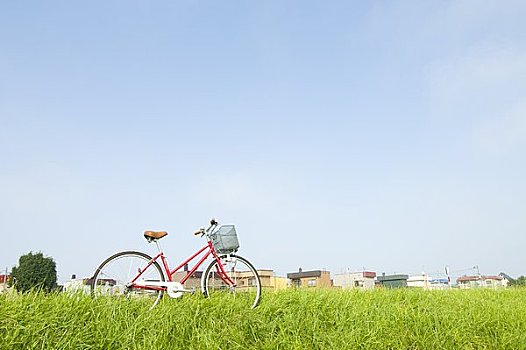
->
<box><xmin>91</xmin><ymin>251</ymin><xmax>165</xmax><ymax>310</ymax></box>
<box><xmin>202</xmin><ymin>254</ymin><xmax>261</xmax><ymax>309</ymax></box>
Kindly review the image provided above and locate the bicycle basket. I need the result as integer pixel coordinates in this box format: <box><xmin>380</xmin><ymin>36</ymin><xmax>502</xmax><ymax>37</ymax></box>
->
<box><xmin>210</xmin><ymin>225</ymin><xmax>240</xmax><ymax>254</ymax></box>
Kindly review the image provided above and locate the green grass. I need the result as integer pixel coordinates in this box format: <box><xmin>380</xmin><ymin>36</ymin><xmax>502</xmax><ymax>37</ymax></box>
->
<box><xmin>1</xmin><ymin>288</ymin><xmax>526</xmax><ymax>349</ymax></box>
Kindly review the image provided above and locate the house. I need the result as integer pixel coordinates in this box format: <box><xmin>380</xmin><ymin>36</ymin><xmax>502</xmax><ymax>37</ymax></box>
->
<box><xmin>174</xmin><ymin>268</ymin><xmax>288</xmax><ymax>291</ymax></box>
<box><xmin>429</xmin><ymin>278</ymin><xmax>450</xmax><ymax>290</ymax></box>
<box><xmin>172</xmin><ymin>265</ymin><xmax>203</xmax><ymax>290</ymax></box>
<box><xmin>333</xmin><ymin>271</ymin><xmax>376</xmax><ymax>290</ymax></box>
<box><xmin>269</xmin><ymin>274</ymin><xmax>288</xmax><ymax>290</ymax></box>
<box><xmin>376</xmin><ymin>273</ymin><xmax>409</xmax><ymax>288</ymax></box>
<box><xmin>0</xmin><ymin>274</ymin><xmax>11</xmax><ymax>294</ymax></box>
<box><xmin>64</xmin><ymin>275</ymin><xmax>118</xmax><ymax>294</ymax></box>
<box><xmin>456</xmin><ymin>275</ymin><xmax>508</xmax><ymax>289</ymax></box>
<box><xmin>407</xmin><ymin>274</ymin><xmax>432</xmax><ymax>289</ymax></box>
<box><xmin>287</xmin><ymin>268</ymin><xmax>332</xmax><ymax>288</ymax></box>
<box><xmin>499</xmin><ymin>272</ymin><xmax>514</xmax><ymax>285</ymax></box>
<box><xmin>64</xmin><ymin>275</ymin><xmax>91</xmax><ymax>294</ymax></box>
<box><xmin>254</xmin><ymin>270</ymin><xmax>287</xmax><ymax>291</ymax></box>
<box><xmin>222</xmin><ymin>270</ymin><xmax>287</xmax><ymax>291</ymax></box>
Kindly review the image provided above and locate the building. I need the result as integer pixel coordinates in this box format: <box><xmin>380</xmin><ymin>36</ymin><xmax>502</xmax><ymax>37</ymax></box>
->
<box><xmin>498</xmin><ymin>272</ymin><xmax>514</xmax><ymax>285</ymax></box>
<box><xmin>407</xmin><ymin>274</ymin><xmax>432</xmax><ymax>289</ymax></box>
<box><xmin>64</xmin><ymin>275</ymin><xmax>118</xmax><ymax>294</ymax></box>
<box><xmin>429</xmin><ymin>278</ymin><xmax>450</xmax><ymax>290</ymax></box>
<box><xmin>174</xmin><ymin>268</ymin><xmax>288</xmax><ymax>291</ymax></box>
<box><xmin>0</xmin><ymin>274</ymin><xmax>11</xmax><ymax>294</ymax></box>
<box><xmin>255</xmin><ymin>270</ymin><xmax>287</xmax><ymax>291</ymax></box>
<box><xmin>456</xmin><ymin>275</ymin><xmax>508</xmax><ymax>289</ymax></box>
<box><xmin>376</xmin><ymin>274</ymin><xmax>409</xmax><ymax>288</ymax></box>
<box><xmin>333</xmin><ymin>271</ymin><xmax>376</xmax><ymax>290</ymax></box>
<box><xmin>287</xmin><ymin>268</ymin><xmax>332</xmax><ymax>288</ymax></box>
<box><xmin>64</xmin><ymin>275</ymin><xmax>91</xmax><ymax>294</ymax></box>
<box><xmin>270</xmin><ymin>275</ymin><xmax>288</xmax><ymax>290</ymax></box>
<box><xmin>172</xmin><ymin>266</ymin><xmax>203</xmax><ymax>290</ymax></box>
<box><xmin>221</xmin><ymin>270</ymin><xmax>287</xmax><ymax>291</ymax></box>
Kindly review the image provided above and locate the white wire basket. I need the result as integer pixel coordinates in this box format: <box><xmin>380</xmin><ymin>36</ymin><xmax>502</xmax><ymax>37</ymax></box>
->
<box><xmin>210</xmin><ymin>225</ymin><xmax>240</xmax><ymax>254</ymax></box>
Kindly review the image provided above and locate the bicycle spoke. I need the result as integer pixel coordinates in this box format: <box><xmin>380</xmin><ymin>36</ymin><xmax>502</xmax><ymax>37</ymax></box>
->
<box><xmin>92</xmin><ymin>251</ymin><xmax>164</xmax><ymax>309</ymax></box>
<box><xmin>203</xmin><ymin>254</ymin><xmax>261</xmax><ymax>309</ymax></box>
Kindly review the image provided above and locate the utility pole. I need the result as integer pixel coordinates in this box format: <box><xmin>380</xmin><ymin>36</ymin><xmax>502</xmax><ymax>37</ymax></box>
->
<box><xmin>445</xmin><ymin>266</ymin><xmax>451</xmax><ymax>288</ymax></box>
<box><xmin>474</xmin><ymin>265</ymin><xmax>480</xmax><ymax>277</ymax></box>
<box><xmin>474</xmin><ymin>265</ymin><xmax>481</xmax><ymax>287</ymax></box>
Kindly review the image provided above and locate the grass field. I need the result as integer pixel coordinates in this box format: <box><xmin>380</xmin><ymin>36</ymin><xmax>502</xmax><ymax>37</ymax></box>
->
<box><xmin>1</xmin><ymin>288</ymin><xmax>526</xmax><ymax>349</ymax></box>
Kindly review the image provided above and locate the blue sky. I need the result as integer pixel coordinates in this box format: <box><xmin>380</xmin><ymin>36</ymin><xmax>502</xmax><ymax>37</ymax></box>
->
<box><xmin>2</xmin><ymin>1</ymin><xmax>525</xmax><ymax>283</ymax></box>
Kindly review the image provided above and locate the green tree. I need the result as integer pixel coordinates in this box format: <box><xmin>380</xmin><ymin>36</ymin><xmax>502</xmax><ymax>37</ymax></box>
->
<box><xmin>510</xmin><ymin>276</ymin><xmax>526</xmax><ymax>287</ymax></box>
<box><xmin>11</xmin><ymin>252</ymin><xmax>57</xmax><ymax>293</ymax></box>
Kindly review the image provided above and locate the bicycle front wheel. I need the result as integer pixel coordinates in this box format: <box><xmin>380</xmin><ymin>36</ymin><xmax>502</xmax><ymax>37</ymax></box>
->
<box><xmin>202</xmin><ymin>254</ymin><xmax>261</xmax><ymax>309</ymax></box>
<box><xmin>91</xmin><ymin>251</ymin><xmax>165</xmax><ymax>310</ymax></box>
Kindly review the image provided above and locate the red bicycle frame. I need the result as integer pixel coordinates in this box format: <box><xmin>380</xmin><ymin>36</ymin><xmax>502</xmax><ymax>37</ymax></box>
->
<box><xmin>130</xmin><ymin>240</ymin><xmax>236</xmax><ymax>292</ymax></box>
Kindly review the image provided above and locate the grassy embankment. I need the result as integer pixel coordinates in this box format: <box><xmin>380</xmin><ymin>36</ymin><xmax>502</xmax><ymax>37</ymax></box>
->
<box><xmin>1</xmin><ymin>288</ymin><xmax>526</xmax><ymax>349</ymax></box>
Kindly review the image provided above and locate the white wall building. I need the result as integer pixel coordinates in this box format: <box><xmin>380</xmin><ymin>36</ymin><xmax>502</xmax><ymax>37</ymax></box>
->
<box><xmin>407</xmin><ymin>274</ymin><xmax>432</xmax><ymax>289</ymax></box>
<box><xmin>64</xmin><ymin>278</ymin><xmax>91</xmax><ymax>294</ymax></box>
<box><xmin>333</xmin><ymin>271</ymin><xmax>376</xmax><ymax>290</ymax></box>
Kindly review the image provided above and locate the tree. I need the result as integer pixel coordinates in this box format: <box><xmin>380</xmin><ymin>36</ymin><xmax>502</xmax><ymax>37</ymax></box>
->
<box><xmin>11</xmin><ymin>252</ymin><xmax>57</xmax><ymax>293</ymax></box>
<box><xmin>510</xmin><ymin>276</ymin><xmax>526</xmax><ymax>287</ymax></box>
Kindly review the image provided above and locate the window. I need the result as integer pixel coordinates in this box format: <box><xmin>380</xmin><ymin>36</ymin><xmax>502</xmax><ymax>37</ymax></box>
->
<box><xmin>293</xmin><ymin>279</ymin><xmax>301</xmax><ymax>288</ymax></box>
<box><xmin>308</xmin><ymin>279</ymin><xmax>316</xmax><ymax>287</ymax></box>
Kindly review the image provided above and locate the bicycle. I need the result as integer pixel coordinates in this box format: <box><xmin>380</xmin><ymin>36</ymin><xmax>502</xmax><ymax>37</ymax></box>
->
<box><xmin>90</xmin><ymin>218</ymin><xmax>261</xmax><ymax>309</ymax></box>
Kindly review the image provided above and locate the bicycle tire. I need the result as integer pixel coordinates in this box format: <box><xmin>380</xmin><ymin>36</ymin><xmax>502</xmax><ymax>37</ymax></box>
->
<box><xmin>91</xmin><ymin>251</ymin><xmax>165</xmax><ymax>310</ymax></box>
<box><xmin>201</xmin><ymin>254</ymin><xmax>261</xmax><ymax>309</ymax></box>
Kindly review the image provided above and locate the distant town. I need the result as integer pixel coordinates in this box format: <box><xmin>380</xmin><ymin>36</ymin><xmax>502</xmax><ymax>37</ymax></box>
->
<box><xmin>1</xmin><ymin>267</ymin><xmax>514</xmax><ymax>295</ymax></box>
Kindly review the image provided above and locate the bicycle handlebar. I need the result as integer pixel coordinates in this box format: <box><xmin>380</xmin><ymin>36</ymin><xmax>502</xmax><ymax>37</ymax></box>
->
<box><xmin>193</xmin><ymin>218</ymin><xmax>219</xmax><ymax>237</ymax></box>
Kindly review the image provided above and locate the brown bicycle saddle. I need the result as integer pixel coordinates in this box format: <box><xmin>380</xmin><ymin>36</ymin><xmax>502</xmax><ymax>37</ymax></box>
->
<box><xmin>144</xmin><ymin>231</ymin><xmax>168</xmax><ymax>241</ymax></box>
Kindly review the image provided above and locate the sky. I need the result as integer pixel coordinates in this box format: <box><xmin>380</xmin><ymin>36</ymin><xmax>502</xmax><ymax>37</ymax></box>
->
<box><xmin>1</xmin><ymin>1</ymin><xmax>525</xmax><ymax>284</ymax></box>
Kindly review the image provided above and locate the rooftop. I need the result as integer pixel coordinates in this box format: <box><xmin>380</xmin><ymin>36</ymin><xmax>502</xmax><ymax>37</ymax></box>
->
<box><xmin>287</xmin><ymin>270</ymin><xmax>325</xmax><ymax>280</ymax></box>
<box><xmin>377</xmin><ymin>274</ymin><xmax>409</xmax><ymax>281</ymax></box>
<box><xmin>457</xmin><ymin>275</ymin><xmax>503</xmax><ymax>282</ymax></box>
